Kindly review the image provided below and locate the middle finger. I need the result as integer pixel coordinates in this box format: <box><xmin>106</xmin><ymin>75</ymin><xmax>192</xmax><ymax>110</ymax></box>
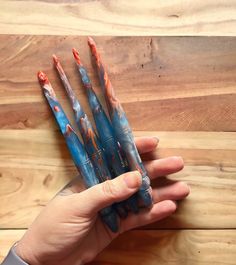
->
<box><xmin>144</xmin><ymin>156</ymin><xmax>184</xmax><ymax>180</ymax></box>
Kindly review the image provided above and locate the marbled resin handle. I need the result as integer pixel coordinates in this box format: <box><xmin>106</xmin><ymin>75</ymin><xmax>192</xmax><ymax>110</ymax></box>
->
<box><xmin>53</xmin><ymin>55</ymin><xmax>128</xmax><ymax>218</ymax></box>
<box><xmin>37</xmin><ymin>71</ymin><xmax>119</xmax><ymax>232</ymax></box>
<box><xmin>87</xmin><ymin>38</ymin><xmax>153</xmax><ymax>207</ymax></box>
<box><xmin>73</xmin><ymin>49</ymin><xmax>139</xmax><ymax>213</ymax></box>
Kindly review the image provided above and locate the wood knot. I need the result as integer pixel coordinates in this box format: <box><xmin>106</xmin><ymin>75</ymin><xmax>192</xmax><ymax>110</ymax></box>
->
<box><xmin>43</xmin><ymin>174</ymin><xmax>53</xmax><ymax>187</ymax></box>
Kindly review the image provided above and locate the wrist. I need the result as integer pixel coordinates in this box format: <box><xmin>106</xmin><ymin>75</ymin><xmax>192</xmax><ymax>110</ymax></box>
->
<box><xmin>15</xmin><ymin>241</ymin><xmax>40</xmax><ymax>265</ymax></box>
<box><xmin>15</xmin><ymin>241</ymin><xmax>85</xmax><ymax>265</ymax></box>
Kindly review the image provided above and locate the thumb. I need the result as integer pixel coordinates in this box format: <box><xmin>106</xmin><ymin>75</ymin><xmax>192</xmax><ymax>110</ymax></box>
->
<box><xmin>75</xmin><ymin>171</ymin><xmax>142</xmax><ymax>216</ymax></box>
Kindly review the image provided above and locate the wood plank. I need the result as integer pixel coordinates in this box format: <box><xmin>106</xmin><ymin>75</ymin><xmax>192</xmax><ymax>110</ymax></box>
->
<box><xmin>0</xmin><ymin>230</ymin><xmax>26</xmax><ymax>262</ymax></box>
<box><xmin>95</xmin><ymin>230</ymin><xmax>236</xmax><ymax>265</ymax></box>
<box><xmin>1</xmin><ymin>229</ymin><xmax>236</xmax><ymax>265</ymax></box>
<box><xmin>1</xmin><ymin>36</ymin><xmax>236</xmax><ymax>130</ymax></box>
<box><xmin>0</xmin><ymin>130</ymin><xmax>236</xmax><ymax>229</ymax></box>
<box><xmin>1</xmin><ymin>1</ymin><xmax>236</xmax><ymax>36</ymax></box>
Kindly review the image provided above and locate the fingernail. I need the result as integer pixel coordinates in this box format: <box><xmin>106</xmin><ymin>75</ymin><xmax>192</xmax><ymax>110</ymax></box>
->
<box><xmin>173</xmin><ymin>201</ymin><xmax>178</xmax><ymax>207</ymax></box>
<box><xmin>170</xmin><ymin>201</ymin><xmax>178</xmax><ymax>213</ymax></box>
<box><xmin>185</xmin><ymin>183</ymin><xmax>191</xmax><ymax>196</ymax></box>
<box><xmin>175</xmin><ymin>156</ymin><xmax>183</xmax><ymax>160</ymax></box>
<box><xmin>123</xmin><ymin>171</ymin><xmax>142</xmax><ymax>189</ymax></box>
<box><xmin>172</xmin><ymin>156</ymin><xmax>184</xmax><ymax>163</ymax></box>
<box><xmin>153</xmin><ymin>137</ymin><xmax>159</xmax><ymax>144</ymax></box>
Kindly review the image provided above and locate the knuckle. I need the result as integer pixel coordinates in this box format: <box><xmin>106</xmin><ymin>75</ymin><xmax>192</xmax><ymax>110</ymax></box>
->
<box><xmin>102</xmin><ymin>180</ymin><xmax>119</xmax><ymax>199</ymax></box>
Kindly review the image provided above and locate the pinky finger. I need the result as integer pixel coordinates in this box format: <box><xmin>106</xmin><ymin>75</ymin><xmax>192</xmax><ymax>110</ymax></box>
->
<box><xmin>120</xmin><ymin>200</ymin><xmax>177</xmax><ymax>233</ymax></box>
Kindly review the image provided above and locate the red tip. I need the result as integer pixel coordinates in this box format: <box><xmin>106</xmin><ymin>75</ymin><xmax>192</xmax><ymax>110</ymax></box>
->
<box><xmin>37</xmin><ymin>71</ymin><xmax>49</xmax><ymax>85</ymax></box>
<box><xmin>72</xmin><ymin>48</ymin><xmax>82</xmax><ymax>65</ymax></box>
<box><xmin>52</xmin><ymin>54</ymin><xmax>59</xmax><ymax>65</ymax></box>
<box><xmin>52</xmin><ymin>54</ymin><xmax>65</xmax><ymax>75</ymax></box>
<box><xmin>87</xmin><ymin>37</ymin><xmax>99</xmax><ymax>62</ymax></box>
<box><xmin>87</xmin><ymin>36</ymin><xmax>96</xmax><ymax>48</ymax></box>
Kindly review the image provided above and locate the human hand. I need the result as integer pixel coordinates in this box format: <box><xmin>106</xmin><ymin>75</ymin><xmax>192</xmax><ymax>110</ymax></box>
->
<box><xmin>16</xmin><ymin>137</ymin><xmax>190</xmax><ymax>265</ymax></box>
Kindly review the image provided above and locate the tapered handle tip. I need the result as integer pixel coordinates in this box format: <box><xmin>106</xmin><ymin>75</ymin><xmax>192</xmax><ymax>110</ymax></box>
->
<box><xmin>87</xmin><ymin>37</ymin><xmax>100</xmax><ymax>63</ymax></box>
<box><xmin>72</xmin><ymin>48</ymin><xmax>82</xmax><ymax>65</ymax></box>
<box><xmin>52</xmin><ymin>54</ymin><xmax>59</xmax><ymax>65</ymax></box>
<box><xmin>37</xmin><ymin>71</ymin><xmax>49</xmax><ymax>85</ymax></box>
<box><xmin>87</xmin><ymin>36</ymin><xmax>96</xmax><ymax>47</ymax></box>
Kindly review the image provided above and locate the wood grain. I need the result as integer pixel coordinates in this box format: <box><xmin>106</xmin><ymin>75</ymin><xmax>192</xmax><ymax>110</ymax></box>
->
<box><xmin>1</xmin><ymin>0</ymin><xmax>236</xmax><ymax>36</ymax></box>
<box><xmin>1</xmin><ymin>130</ymin><xmax>236</xmax><ymax>229</ymax></box>
<box><xmin>1</xmin><ymin>229</ymin><xmax>236</xmax><ymax>265</ymax></box>
<box><xmin>0</xmin><ymin>36</ymin><xmax>236</xmax><ymax>131</ymax></box>
<box><xmin>0</xmin><ymin>34</ymin><xmax>236</xmax><ymax>264</ymax></box>
<box><xmin>0</xmin><ymin>230</ymin><xmax>26</xmax><ymax>262</ymax></box>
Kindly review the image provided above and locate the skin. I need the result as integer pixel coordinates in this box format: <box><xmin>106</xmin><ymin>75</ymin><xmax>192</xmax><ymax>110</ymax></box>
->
<box><xmin>16</xmin><ymin>137</ymin><xmax>190</xmax><ymax>265</ymax></box>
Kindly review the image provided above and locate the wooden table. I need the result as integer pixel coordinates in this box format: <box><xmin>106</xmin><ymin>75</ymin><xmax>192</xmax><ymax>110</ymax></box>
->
<box><xmin>0</xmin><ymin>1</ymin><xmax>236</xmax><ymax>265</ymax></box>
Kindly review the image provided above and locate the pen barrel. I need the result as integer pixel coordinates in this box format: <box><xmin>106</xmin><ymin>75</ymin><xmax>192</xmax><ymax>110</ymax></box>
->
<box><xmin>78</xmin><ymin>162</ymin><xmax>119</xmax><ymax>232</ymax></box>
<box><xmin>87</xmin><ymin>38</ymin><xmax>150</xmax><ymax>208</ymax></box>
<box><xmin>87</xmin><ymin>91</ymin><xmax>141</xmax><ymax>211</ymax></box>
<box><xmin>101</xmin><ymin>136</ymin><xmax>128</xmax><ymax>175</ymax></box>
<box><xmin>75</xmin><ymin>65</ymin><xmax>126</xmax><ymax>175</ymax></box>
<box><xmin>88</xmin><ymin>148</ymin><xmax>111</xmax><ymax>181</ymax></box>
<box><xmin>77</xmin><ymin>63</ymin><xmax>138</xmax><ymax>213</ymax></box>
<box><xmin>42</xmin><ymin>88</ymin><xmax>119</xmax><ymax>232</ymax></box>
<box><xmin>54</xmin><ymin>60</ymin><xmax>129</xmax><ymax>220</ymax></box>
<box><xmin>73</xmin><ymin>111</ymin><xmax>114</xmax><ymax>184</ymax></box>
<box><xmin>77</xmin><ymin>65</ymin><xmax>125</xmax><ymax>171</ymax></box>
<box><xmin>62</xmin><ymin>116</ymin><xmax>120</xmax><ymax>232</ymax></box>
<box><xmin>111</xmin><ymin>112</ymin><xmax>152</xmax><ymax>207</ymax></box>
<box><xmin>93</xmin><ymin>62</ymin><xmax>152</xmax><ymax>206</ymax></box>
<box><xmin>91</xmin><ymin>108</ymin><xmax>139</xmax><ymax>213</ymax></box>
<box><xmin>75</xmin><ymin>117</ymin><xmax>129</xmax><ymax>218</ymax></box>
<box><xmin>72</xmin><ymin>95</ymin><xmax>128</xmax><ymax>218</ymax></box>
<box><xmin>77</xmin><ymin>160</ymin><xmax>99</xmax><ymax>187</ymax></box>
<box><xmin>88</xmin><ymin>99</ymin><xmax>127</xmax><ymax>174</ymax></box>
<box><xmin>89</xmin><ymin>147</ymin><xmax>130</xmax><ymax>218</ymax></box>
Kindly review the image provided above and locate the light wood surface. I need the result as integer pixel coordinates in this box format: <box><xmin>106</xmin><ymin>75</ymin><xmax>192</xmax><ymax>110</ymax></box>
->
<box><xmin>1</xmin><ymin>230</ymin><xmax>236</xmax><ymax>264</ymax></box>
<box><xmin>1</xmin><ymin>0</ymin><xmax>236</xmax><ymax>36</ymax></box>
<box><xmin>0</xmin><ymin>35</ymin><xmax>236</xmax><ymax>264</ymax></box>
